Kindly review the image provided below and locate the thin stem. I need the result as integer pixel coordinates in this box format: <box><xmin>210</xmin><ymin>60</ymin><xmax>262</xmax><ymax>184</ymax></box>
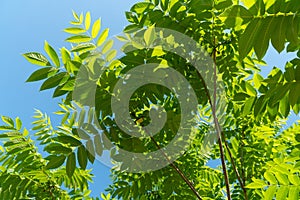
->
<box><xmin>149</xmin><ymin>136</ymin><xmax>203</xmax><ymax>200</ymax></box>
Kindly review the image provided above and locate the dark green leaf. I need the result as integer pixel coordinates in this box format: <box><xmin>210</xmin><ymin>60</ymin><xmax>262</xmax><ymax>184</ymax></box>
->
<box><xmin>45</xmin><ymin>155</ymin><xmax>66</xmax><ymax>169</ymax></box>
<box><xmin>40</xmin><ymin>72</ymin><xmax>68</xmax><ymax>91</ymax></box>
<box><xmin>66</xmin><ymin>152</ymin><xmax>76</xmax><ymax>178</ymax></box>
<box><xmin>77</xmin><ymin>145</ymin><xmax>88</xmax><ymax>169</ymax></box>
<box><xmin>26</xmin><ymin>67</ymin><xmax>58</xmax><ymax>82</ymax></box>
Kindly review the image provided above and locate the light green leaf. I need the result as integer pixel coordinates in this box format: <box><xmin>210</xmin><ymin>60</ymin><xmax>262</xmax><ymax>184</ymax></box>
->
<box><xmin>23</xmin><ymin>52</ymin><xmax>50</xmax><ymax>66</ymax></box>
<box><xmin>72</xmin><ymin>10</ymin><xmax>80</xmax><ymax>21</ymax></box>
<box><xmin>274</xmin><ymin>172</ymin><xmax>289</xmax><ymax>185</ymax></box>
<box><xmin>144</xmin><ymin>26</ymin><xmax>156</xmax><ymax>47</ymax></box>
<box><xmin>64</xmin><ymin>27</ymin><xmax>86</xmax><ymax>34</ymax></box>
<box><xmin>97</xmin><ymin>28</ymin><xmax>109</xmax><ymax>46</ymax></box>
<box><xmin>264</xmin><ymin>172</ymin><xmax>277</xmax><ymax>184</ymax></box>
<box><xmin>61</xmin><ymin>47</ymin><xmax>71</xmax><ymax>65</ymax></box>
<box><xmin>288</xmin><ymin>174</ymin><xmax>300</xmax><ymax>185</ymax></box>
<box><xmin>71</xmin><ymin>43</ymin><xmax>96</xmax><ymax>52</ymax></box>
<box><xmin>276</xmin><ymin>185</ymin><xmax>289</xmax><ymax>200</ymax></box>
<box><xmin>288</xmin><ymin>186</ymin><xmax>299</xmax><ymax>200</ymax></box>
<box><xmin>92</xmin><ymin>19</ymin><xmax>101</xmax><ymax>38</ymax></box>
<box><xmin>66</xmin><ymin>35</ymin><xmax>92</xmax><ymax>43</ymax></box>
<box><xmin>264</xmin><ymin>185</ymin><xmax>277</xmax><ymax>200</ymax></box>
<box><xmin>246</xmin><ymin>182</ymin><xmax>264</xmax><ymax>189</ymax></box>
<box><xmin>1</xmin><ymin>116</ymin><xmax>14</xmax><ymax>127</ymax></box>
<box><xmin>15</xmin><ymin>117</ymin><xmax>22</xmax><ymax>131</ymax></box>
<box><xmin>44</xmin><ymin>41</ymin><xmax>60</xmax><ymax>67</ymax></box>
<box><xmin>85</xmin><ymin>12</ymin><xmax>91</xmax><ymax>30</ymax></box>
<box><xmin>66</xmin><ymin>152</ymin><xmax>76</xmax><ymax>178</ymax></box>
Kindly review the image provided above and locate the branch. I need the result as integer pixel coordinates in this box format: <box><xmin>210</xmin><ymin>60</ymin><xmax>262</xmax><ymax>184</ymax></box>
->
<box><xmin>222</xmin><ymin>131</ymin><xmax>248</xmax><ymax>200</ymax></box>
<box><xmin>148</xmin><ymin>136</ymin><xmax>203</xmax><ymax>200</ymax></box>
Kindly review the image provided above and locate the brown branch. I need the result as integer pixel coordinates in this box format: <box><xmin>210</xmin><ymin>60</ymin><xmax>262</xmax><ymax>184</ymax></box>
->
<box><xmin>148</xmin><ymin>136</ymin><xmax>203</xmax><ymax>200</ymax></box>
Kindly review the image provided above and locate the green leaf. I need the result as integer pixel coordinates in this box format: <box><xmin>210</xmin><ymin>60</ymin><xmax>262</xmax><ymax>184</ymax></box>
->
<box><xmin>45</xmin><ymin>155</ymin><xmax>66</xmax><ymax>169</ymax></box>
<box><xmin>271</xmin><ymin>16</ymin><xmax>286</xmax><ymax>53</ymax></box>
<box><xmin>85</xmin><ymin>12</ymin><xmax>91</xmax><ymax>30</ymax></box>
<box><xmin>44</xmin><ymin>41</ymin><xmax>60</xmax><ymax>67</ymax></box>
<box><xmin>66</xmin><ymin>35</ymin><xmax>92</xmax><ymax>43</ymax></box>
<box><xmin>97</xmin><ymin>28</ymin><xmax>109</xmax><ymax>46</ymax></box>
<box><xmin>40</xmin><ymin>72</ymin><xmax>68</xmax><ymax>91</ymax></box>
<box><xmin>71</xmin><ymin>43</ymin><xmax>96</xmax><ymax>52</ymax></box>
<box><xmin>77</xmin><ymin>145</ymin><xmax>88</xmax><ymax>169</ymax></box>
<box><xmin>64</xmin><ymin>27</ymin><xmax>86</xmax><ymax>34</ymax></box>
<box><xmin>92</xmin><ymin>19</ymin><xmax>101</xmax><ymax>38</ymax></box>
<box><xmin>239</xmin><ymin>18</ymin><xmax>262</xmax><ymax>59</ymax></box>
<box><xmin>54</xmin><ymin>136</ymin><xmax>82</xmax><ymax>147</ymax></box>
<box><xmin>254</xmin><ymin>17</ymin><xmax>274</xmax><ymax>60</ymax></box>
<box><xmin>44</xmin><ymin>143</ymin><xmax>72</xmax><ymax>155</ymax></box>
<box><xmin>130</xmin><ymin>2</ymin><xmax>155</xmax><ymax>14</ymax></box>
<box><xmin>66</xmin><ymin>152</ymin><xmax>76</xmax><ymax>178</ymax></box>
<box><xmin>23</xmin><ymin>52</ymin><xmax>50</xmax><ymax>66</ymax></box>
<box><xmin>289</xmin><ymin>82</ymin><xmax>300</xmax><ymax>106</ymax></box>
<box><xmin>26</xmin><ymin>67</ymin><xmax>58</xmax><ymax>82</ymax></box>
<box><xmin>1</xmin><ymin>116</ymin><xmax>14</xmax><ymax>127</ymax></box>
<box><xmin>246</xmin><ymin>182</ymin><xmax>264</xmax><ymax>189</ymax></box>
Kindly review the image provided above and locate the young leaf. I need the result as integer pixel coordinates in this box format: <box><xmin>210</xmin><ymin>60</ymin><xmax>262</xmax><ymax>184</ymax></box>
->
<box><xmin>92</xmin><ymin>19</ymin><xmax>101</xmax><ymax>38</ymax></box>
<box><xmin>85</xmin><ymin>12</ymin><xmax>91</xmax><ymax>30</ymax></box>
<box><xmin>64</xmin><ymin>27</ymin><xmax>86</xmax><ymax>34</ymax></box>
<box><xmin>96</xmin><ymin>28</ymin><xmax>109</xmax><ymax>46</ymax></box>
<box><xmin>66</xmin><ymin>35</ymin><xmax>92</xmax><ymax>43</ymax></box>
<box><xmin>44</xmin><ymin>41</ymin><xmax>60</xmax><ymax>67</ymax></box>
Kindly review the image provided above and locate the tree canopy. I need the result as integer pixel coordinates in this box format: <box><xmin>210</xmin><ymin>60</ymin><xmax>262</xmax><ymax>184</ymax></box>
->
<box><xmin>1</xmin><ymin>0</ymin><xmax>300</xmax><ymax>199</ymax></box>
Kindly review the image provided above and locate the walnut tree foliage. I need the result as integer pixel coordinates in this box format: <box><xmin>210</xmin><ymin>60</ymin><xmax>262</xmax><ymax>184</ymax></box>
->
<box><xmin>1</xmin><ymin>0</ymin><xmax>300</xmax><ymax>199</ymax></box>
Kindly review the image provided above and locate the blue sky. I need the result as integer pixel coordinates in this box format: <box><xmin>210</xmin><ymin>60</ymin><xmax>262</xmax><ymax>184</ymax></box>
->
<box><xmin>0</xmin><ymin>0</ymin><xmax>299</xmax><ymax>198</ymax></box>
